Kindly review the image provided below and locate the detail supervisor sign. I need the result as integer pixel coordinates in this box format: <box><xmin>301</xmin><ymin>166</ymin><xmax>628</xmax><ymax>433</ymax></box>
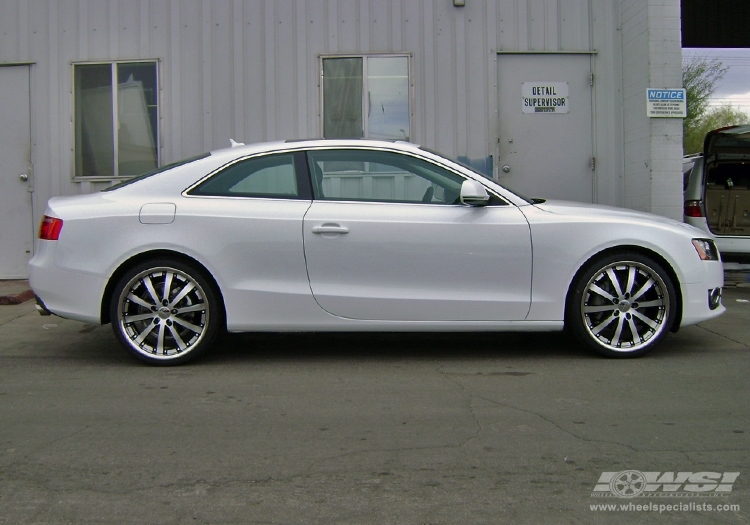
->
<box><xmin>522</xmin><ymin>82</ymin><xmax>569</xmax><ymax>114</ymax></box>
<box><xmin>647</xmin><ymin>88</ymin><xmax>687</xmax><ymax>117</ymax></box>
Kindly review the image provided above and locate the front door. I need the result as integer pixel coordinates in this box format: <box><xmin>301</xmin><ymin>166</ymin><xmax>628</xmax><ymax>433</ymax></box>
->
<box><xmin>497</xmin><ymin>54</ymin><xmax>594</xmax><ymax>202</ymax></box>
<box><xmin>302</xmin><ymin>148</ymin><xmax>532</xmax><ymax>322</ymax></box>
<box><xmin>0</xmin><ymin>65</ymin><xmax>33</xmax><ymax>278</ymax></box>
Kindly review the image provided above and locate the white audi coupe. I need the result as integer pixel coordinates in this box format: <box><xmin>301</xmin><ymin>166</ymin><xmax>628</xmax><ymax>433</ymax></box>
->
<box><xmin>30</xmin><ymin>140</ymin><xmax>724</xmax><ymax>365</ymax></box>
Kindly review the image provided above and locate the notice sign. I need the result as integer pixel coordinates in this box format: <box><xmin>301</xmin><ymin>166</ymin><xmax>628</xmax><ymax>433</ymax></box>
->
<box><xmin>647</xmin><ymin>88</ymin><xmax>687</xmax><ymax>117</ymax></box>
<box><xmin>522</xmin><ymin>82</ymin><xmax>569</xmax><ymax>114</ymax></box>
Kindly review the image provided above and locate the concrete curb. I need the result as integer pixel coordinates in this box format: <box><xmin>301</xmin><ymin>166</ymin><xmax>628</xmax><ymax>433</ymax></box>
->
<box><xmin>0</xmin><ymin>289</ymin><xmax>34</xmax><ymax>305</ymax></box>
<box><xmin>725</xmin><ymin>271</ymin><xmax>750</xmax><ymax>288</ymax></box>
<box><xmin>723</xmin><ymin>262</ymin><xmax>750</xmax><ymax>287</ymax></box>
<box><xmin>0</xmin><ymin>280</ymin><xmax>34</xmax><ymax>305</ymax></box>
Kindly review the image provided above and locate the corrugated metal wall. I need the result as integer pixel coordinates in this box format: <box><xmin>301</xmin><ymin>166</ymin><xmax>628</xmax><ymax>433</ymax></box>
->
<box><xmin>497</xmin><ymin>0</ymin><xmax>592</xmax><ymax>51</ymax></box>
<box><xmin>0</xmin><ymin>0</ymin><xmax>625</xmax><ymax>224</ymax></box>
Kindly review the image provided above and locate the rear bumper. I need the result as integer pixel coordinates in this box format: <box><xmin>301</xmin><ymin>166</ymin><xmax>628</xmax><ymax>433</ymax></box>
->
<box><xmin>28</xmin><ymin>241</ymin><xmax>107</xmax><ymax>325</ymax></box>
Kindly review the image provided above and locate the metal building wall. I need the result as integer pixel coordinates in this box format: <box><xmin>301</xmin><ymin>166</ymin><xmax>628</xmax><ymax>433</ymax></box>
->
<box><xmin>495</xmin><ymin>1</ymin><xmax>625</xmax><ymax>209</ymax></box>
<box><xmin>0</xmin><ymin>0</ymin><xmax>645</xmax><ymax>227</ymax></box>
<box><xmin>0</xmin><ymin>0</ymin><xmax>495</xmax><ymax>225</ymax></box>
<box><xmin>497</xmin><ymin>0</ymin><xmax>592</xmax><ymax>51</ymax></box>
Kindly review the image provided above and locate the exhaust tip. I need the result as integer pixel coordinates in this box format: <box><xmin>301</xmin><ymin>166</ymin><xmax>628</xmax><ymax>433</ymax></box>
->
<box><xmin>34</xmin><ymin>296</ymin><xmax>52</xmax><ymax>316</ymax></box>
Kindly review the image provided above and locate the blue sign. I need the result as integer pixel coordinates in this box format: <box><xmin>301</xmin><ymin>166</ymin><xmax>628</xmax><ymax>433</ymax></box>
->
<box><xmin>647</xmin><ymin>88</ymin><xmax>687</xmax><ymax>118</ymax></box>
<box><xmin>647</xmin><ymin>89</ymin><xmax>685</xmax><ymax>101</ymax></box>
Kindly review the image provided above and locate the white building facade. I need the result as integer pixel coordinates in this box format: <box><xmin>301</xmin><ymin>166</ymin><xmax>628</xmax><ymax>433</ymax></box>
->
<box><xmin>0</xmin><ymin>0</ymin><xmax>684</xmax><ymax>278</ymax></box>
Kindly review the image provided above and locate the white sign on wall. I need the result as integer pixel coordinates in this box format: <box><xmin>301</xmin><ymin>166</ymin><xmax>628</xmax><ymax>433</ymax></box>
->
<box><xmin>522</xmin><ymin>82</ymin><xmax>569</xmax><ymax>114</ymax></box>
<box><xmin>647</xmin><ymin>88</ymin><xmax>687</xmax><ymax>118</ymax></box>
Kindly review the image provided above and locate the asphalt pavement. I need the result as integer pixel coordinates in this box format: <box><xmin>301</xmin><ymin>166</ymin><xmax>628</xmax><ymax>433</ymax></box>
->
<box><xmin>0</xmin><ymin>282</ymin><xmax>748</xmax><ymax>524</ymax></box>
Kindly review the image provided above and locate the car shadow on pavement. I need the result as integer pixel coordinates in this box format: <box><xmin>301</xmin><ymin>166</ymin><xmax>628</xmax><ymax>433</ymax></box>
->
<box><xmin>200</xmin><ymin>330</ymin><xmax>593</xmax><ymax>365</ymax></box>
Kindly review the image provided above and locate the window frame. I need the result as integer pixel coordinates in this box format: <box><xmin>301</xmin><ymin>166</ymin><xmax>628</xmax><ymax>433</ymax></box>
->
<box><xmin>319</xmin><ymin>53</ymin><xmax>413</xmax><ymax>141</ymax></box>
<box><xmin>71</xmin><ymin>59</ymin><xmax>160</xmax><ymax>182</ymax></box>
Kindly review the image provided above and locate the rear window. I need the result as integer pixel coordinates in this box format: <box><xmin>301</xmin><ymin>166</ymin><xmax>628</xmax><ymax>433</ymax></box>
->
<box><xmin>102</xmin><ymin>153</ymin><xmax>211</xmax><ymax>192</ymax></box>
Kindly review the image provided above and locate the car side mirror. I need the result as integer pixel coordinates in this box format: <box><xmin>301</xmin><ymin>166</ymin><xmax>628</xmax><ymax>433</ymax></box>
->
<box><xmin>459</xmin><ymin>179</ymin><xmax>490</xmax><ymax>206</ymax></box>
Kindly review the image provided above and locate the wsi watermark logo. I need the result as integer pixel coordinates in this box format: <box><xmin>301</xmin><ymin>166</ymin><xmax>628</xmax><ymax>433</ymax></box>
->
<box><xmin>591</xmin><ymin>471</ymin><xmax>739</xmax><ymax>498</ymax></box>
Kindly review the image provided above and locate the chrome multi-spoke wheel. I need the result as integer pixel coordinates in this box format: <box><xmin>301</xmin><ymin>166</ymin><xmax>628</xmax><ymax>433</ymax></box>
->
<box><xmin>111</xmin><ymin>260</ymin><xmax>221</xmax><ymax>365</ymax></box>
<box><xmin>568</xmin><ymin>253</ymin><xmax>677</xmax><ymax>357</ymax></box>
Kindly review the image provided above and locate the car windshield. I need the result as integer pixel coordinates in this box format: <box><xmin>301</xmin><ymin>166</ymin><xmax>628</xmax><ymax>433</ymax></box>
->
<box><xmin>102</xmin><ymin>153</ymin><xmax>211</xmax><ymax>192</ymax></box>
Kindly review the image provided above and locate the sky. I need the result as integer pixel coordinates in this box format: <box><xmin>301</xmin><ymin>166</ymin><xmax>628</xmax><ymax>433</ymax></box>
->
<box><xmin>682</xmin><ymin>48</ymin><xmax>750</xmax><ymax>115</ymax></box>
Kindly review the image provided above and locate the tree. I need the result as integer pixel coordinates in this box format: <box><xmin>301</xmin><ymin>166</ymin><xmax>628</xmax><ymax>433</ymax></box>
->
<box><xmin>682</xmin><ymin>56</ymin><xmax>749</xmax><ymax>154</ymax></box>
<box><xmin>683</xmin><ymin>104</ymin><xmax>749</xmax><ymax>154</ymax></box>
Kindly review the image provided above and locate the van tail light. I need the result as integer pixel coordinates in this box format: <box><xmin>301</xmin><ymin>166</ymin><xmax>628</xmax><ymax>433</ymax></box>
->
<box><xmin>684</xmin><ymin>200</ymin><xmax>704</xmax><ymax>218</ymax></box>
<box><xmin>39</xmin><ymin>216</ymin><xmax>63</xmax><ymax>240</ymax></box>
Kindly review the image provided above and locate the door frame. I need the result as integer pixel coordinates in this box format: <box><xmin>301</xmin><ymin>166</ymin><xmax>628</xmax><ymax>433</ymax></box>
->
<box><xmin>495</xmin><ymin>51</ymin><xmax>597</xmax><ymax>202</ymax></box>
<box><xmin>0</xmin><ymin>63</ymin><xmax>35</xmax><ymax>279</ymax></box>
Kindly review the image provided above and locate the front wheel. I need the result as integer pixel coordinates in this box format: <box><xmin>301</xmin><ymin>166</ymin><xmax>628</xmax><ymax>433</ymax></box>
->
<box><xmin>567</xmin><ymin>253</ymin><xmax>677</xmax><ymax>358</ymax></box>
<box><xmin>110</xmin><ymin>259</ymin><xmax>222</xmax><ymax>365</ymax></box>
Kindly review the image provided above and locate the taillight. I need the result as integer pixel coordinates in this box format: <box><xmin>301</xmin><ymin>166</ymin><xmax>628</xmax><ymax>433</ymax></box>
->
<box><xmin>39</xmin><ymin>216</ymin><xmax>63</xmax><ymax>240</ymax></box>
<box><xmin>684</xmin><ymin>200</ymin><xmax>704</xmax><ymax>218</ymax></box>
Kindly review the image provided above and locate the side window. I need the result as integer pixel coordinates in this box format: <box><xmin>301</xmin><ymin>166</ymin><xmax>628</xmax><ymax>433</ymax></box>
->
<box><xmin>191</xmin><ymin>154</ymin><xmax>298</xmax><ymax>198</ymax></box>
<box><xmin>307</xmin><ymin>149</ymin><xmax>465</xmax><ymax>204</ymax></box>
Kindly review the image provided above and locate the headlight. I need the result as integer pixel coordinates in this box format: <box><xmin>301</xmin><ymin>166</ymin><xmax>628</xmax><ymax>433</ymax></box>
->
<box><xmin>691</xmin><ymin>238</ymin><xmax>719</xmax><ymax>261</ymax></box>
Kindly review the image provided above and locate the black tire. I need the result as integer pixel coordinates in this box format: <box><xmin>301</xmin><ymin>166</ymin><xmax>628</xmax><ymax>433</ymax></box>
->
<box><xmin>566</xmin><ymin>252</ymin><xmax>677</xmax><ymax>358</ymax></box>
<box><xmin>110</xmin><ymin>258</ymin><xmax>222</xmax><ymax>365</ymax></box>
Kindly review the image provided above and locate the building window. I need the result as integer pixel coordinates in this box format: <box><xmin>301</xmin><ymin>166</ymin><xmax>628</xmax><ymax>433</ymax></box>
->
<box><xmin>322</xmin><ymin>55</ymin><xmax>410</xmax><ymax>141</ymax></box>
<box><xmin>74</xmin><ymin>61</ymin><xmax>159</xmax><ymax>178</ymax></box>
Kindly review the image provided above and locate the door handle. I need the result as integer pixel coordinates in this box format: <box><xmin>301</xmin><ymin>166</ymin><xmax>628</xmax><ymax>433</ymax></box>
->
<box><xmin>312</xmin><ymin>224</ymin><xmax>349</xmax><ymax>234</ymax></box>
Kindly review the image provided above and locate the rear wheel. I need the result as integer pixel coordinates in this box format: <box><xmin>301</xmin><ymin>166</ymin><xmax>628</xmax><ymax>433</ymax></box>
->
<box><xmin>110</xmin><ymin>259</ymin><xmax>222</xmax><ymax>365</ymax></box>
<box><xmin>567</xmin><ymin>253</ymin><xmax>677</xmax><ymax>358</ymax></box>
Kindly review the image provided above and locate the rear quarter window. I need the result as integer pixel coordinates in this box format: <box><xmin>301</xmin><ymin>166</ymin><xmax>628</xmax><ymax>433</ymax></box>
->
<box><xmin>189</xmin><ymin>153</ymin><xmax>300</xmax><ymax>198</ymax></box>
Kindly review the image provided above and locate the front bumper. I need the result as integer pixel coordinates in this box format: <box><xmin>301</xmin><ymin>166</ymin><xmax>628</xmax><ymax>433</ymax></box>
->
<box><xmin>680</xmin><ymin>261</ymin><xmax>725</xmax><ymax>326</ymax></box>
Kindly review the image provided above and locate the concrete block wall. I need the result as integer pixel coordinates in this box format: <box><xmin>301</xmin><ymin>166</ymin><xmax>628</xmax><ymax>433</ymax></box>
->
<box><xmin>621</xmin><ymin>0</ymin><xmax>684</xmax><ymax>220</ymax></box>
